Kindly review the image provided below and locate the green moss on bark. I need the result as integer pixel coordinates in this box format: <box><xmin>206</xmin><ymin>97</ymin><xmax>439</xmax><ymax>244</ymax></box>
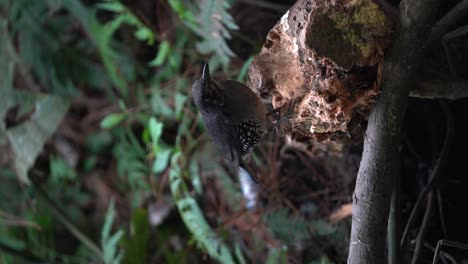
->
<box><xmin>311</xmin><ymin>0</ymin><xmax>392</xmax><ymax>66</ymax></box>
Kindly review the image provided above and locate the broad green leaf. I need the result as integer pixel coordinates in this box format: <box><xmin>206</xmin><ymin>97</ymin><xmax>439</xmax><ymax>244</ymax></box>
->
<box><xmin>153</xmin><ymin>148</ymin><xmax>172</xmax><ymax>174</ymax></box>
<box><xmin>6</xmin><ymin>95</ymin><xmax>70</xmax><ymax>184</ymax></box>
<box><xmin>135</xmin><ymin>27</ymin><xmax>154</xmax><ymax>44</ymax></box>
<box><xmin>100</xmin><ymin>113</ymin><xmax>126</xmax><ymax>129</ymax></box>
<box><xmin>148</xmin><ymin>117</ymin><xmax>163</xmax><ymax>151</ymax></box>
<box><xmin>149</xmin><ymin>41</ymin><xmax>170</xmax><ymax>67</ymax></box>
<box><xmin>122</xmin><ymin>209</ymin><xmax>150</xmax><ymax>263</ymax></box>
<box><xmin>96</xmin><ymin>2</ymin><xmax>125</xmax><ymax>13</ymax></box>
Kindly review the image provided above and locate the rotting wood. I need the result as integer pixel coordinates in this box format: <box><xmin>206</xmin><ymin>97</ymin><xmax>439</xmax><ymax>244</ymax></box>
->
<box><xmin>248</xmin><ymin>0</ymin><xmax>393</xmax><ymax>151</ymax></box>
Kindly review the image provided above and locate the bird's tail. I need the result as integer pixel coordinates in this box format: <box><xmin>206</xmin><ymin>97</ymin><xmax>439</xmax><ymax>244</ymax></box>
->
<box><xmin>239</xmin><ymin>161</ymin><xmax>259</xmax><ymax>184</ymax></box>
<box><xmin>238</xmin><ymin>166</ymin><xmax>259</xmax><ymax>210</ymax></box>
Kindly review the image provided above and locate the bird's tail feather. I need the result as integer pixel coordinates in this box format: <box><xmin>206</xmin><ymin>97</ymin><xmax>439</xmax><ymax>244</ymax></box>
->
<box><xmin>238</xmin><ymin>166</ymin><xmax>259</xmax><ymax>210</ymax></box>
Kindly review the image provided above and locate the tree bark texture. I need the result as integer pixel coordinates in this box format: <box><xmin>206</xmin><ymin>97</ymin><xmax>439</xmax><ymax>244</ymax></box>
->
<box><xmin>348</xmin><ymin>0</ymin><xmax>440</xmax><ymax>263</ymax></box>
<box><xmin>411</xmin><ymin>79</ymin><xmax>468</xmax><ymax>100</ymax></box>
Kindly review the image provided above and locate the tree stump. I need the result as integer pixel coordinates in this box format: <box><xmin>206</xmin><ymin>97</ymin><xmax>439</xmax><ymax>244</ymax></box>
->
<box><xmin>248</xmin><ymin>0</ymin><xmax>392</xmax><ymax>150</ymax></box>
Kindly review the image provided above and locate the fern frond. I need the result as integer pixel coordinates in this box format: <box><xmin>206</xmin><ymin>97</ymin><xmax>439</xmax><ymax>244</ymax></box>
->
<box><xmin>169</xmin><ymin>152</ymin><xmax>236</xmax><ymax>264</ymax></box>
<box><xmin>169</xmin><ymin>0</ymin><xmax>239</xmax><ymax>68</ymax></box>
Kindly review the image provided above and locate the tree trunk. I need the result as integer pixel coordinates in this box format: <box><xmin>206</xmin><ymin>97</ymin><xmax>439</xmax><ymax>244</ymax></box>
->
<box><xmin>247</xmin><ymin>0</ymin><xmax>444</xmax><ymax>262</ymax></box>
<box><xmin>348</xmin><ymin>0</ymin><xmax>440</xmax><ymax>262</ymax></box>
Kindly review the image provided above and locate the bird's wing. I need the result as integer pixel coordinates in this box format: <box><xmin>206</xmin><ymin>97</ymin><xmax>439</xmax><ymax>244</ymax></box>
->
<box><xmin>226</xmin><ymin>115</ymin><xmax>242</xmax><ymax>166</ymax></box>
<box><xmin>219</xmin><ymin>94</ymin><xmax>242</xmax><ymax>166</ymax></box>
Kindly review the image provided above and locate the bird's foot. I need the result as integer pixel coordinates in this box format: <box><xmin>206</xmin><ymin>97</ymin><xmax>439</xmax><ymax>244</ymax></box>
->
<box><xmin>267</xmin><ymin>97</ymin><xmax>300</xmax><ymax>133</ymax></box>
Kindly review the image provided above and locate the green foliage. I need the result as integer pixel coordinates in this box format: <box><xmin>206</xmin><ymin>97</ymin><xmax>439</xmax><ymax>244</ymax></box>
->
<box><xmin>266</xmin><ymin>247</ymin><xmax>288</xmax><ymax>264</ymax></box>
<box><xmin>100</xmin><ymin>113</ymin><xmax>127</xmax><ymax>129</ymax></box>
<box><xmin>7</xmin><ymin>0</ymin><xmax>110</xmax><ymax>94</ymax></box>
<box><xmin>189</xmin><ymin>158</ymin><xmax>203</xmax><ymax>195</ymax></box>
<box><xmin>101</xmin><ymin>199</ymin><xmax>124</xmax><ymax>264</ymax></box>
<box><xmin>149</xmin><ymin>40</ymin><xmax>171</xmax><ymax>67</ymax></box>
<box><xmin>265</xmin><ymin>207</ymin><xmax>340</xmax><ymax>244</ymax></box>
<box><xmin>149</xmin><ymin>117</ymin><xmax>173</xmax><ymax>174</ymax></box>
<box><xmin>0</xmin><ymin>0</ymin><xmax>341</xmax><ymax>262</ymax></box>
<box><xmin>6</xmin><ymin>94</ymin><xmax>70</xmax><ymax>184</ymax></box>
<box><xmin>61</xmin><ymin>0</ymin><xmax>150</xmax><ymax>96</ymax></box>
<box><xmin>309</xmin><ymin>255</ymin><xmax>335</xmax><ymax>264</ymax></box>
<box><xmin>122</xmin><ymin>209</ymin><xmax>150</xmax><ymax>263</ymax></box>
<box><xmin>113</xmin><ymin>129</ymin><xmax>149</xmax><ymax>191</ymax></box>
<box><xmin>265</xmin><ymin>208</ymin><xmax>310</xmax><ymax>242</ymax></box>
<box><xmin>2</xmin><ymin>0</ymin><xmax>238</xmax><ymax>261</ymax></box>
<box><xmin>168</xmin><ymin>0</ymin><xmax>239</xmax><ymax>69</ymax></box>
<box><xmin>234</xmin><ymin>243</ymin><xmax>247</xmax><ymax>264</ymax></box>
<box><xmin>169</xmin><ymin>152</ymin><xmax>235</xmax><ymax>264</ymax></box>
<box><xmin>49</xmin><ymin>156</ymin><xmax>77</xmax><ymax>183</ymax></box>
<box><xmin>1</xmin><ymin>13</ymin><xmax>71</xmax><ymax>184</ymax></box>
<box><xmin>0</xmin><ymin>20</ymin><xmax>16</xmax><ymax>147</ymax></box>
<box><xmin>310</xmin><ymin>219</ymin><xmax>337</xmax><ymax>236</ymax></box>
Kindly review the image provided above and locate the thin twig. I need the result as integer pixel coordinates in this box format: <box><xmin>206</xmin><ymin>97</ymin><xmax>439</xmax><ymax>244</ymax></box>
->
<box><xmin>411</xmin><ymin>79</ymin><xmax>468</xmax><ymax>100</ymax></box>
<box><xmin>403</xmin><ymin>133</ymin><xmax>425</xmax><ymax>165</ymax></box>
<box><xmin>0</xmin><ymin>210</ymin><xmax>41</xmax><ymax>230</ymax></box>
<box><xmin>442</xmin><ymin>25</ymin><xmax>468</xmax><ymax>78</ymax></box>
<box><xmin>428</xmin><ymin>0</ymin><xmax>468</xmax><ymax>46</ymax></box>
<box><xmin>388</xmin><ymin>173</ymin><xmax>399</xmax><ymax>264</ymax></box>
<box><xmin>424</xmin><ymin>242</ymin><xmax>453</xmax><ymax>264</ymax></box>
<box><xmin>411</xmin><ymin>192</ymin><xmax>434</xmax><ymax>264</ymax></box>
<box><xmin>400</xmin><ymin>100</ymin><xmax>454</xmax><ymax>247</ymax></box>
<box><xmin>436</xmin><ymin>188</ymin><xmax>448</xmax><ymax>239</ymax></box>
<box><xmin>433</xmin><ymin>240</ymin><xmax>468</xmax><ymax>264</ymax></box>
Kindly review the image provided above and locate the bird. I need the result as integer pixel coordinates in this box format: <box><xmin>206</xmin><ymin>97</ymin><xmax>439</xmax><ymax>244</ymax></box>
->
<box><xmin>192</xmin><ymin>63</ymin><xmax>268</xmax><ymax>183</ymax></box>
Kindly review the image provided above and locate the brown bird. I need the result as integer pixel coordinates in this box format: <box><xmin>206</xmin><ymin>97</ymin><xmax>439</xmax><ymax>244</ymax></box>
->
<box><xmin>192</xmin><ymin>63</ymin><xmax>268</xmax><ymax>182</ymax></box>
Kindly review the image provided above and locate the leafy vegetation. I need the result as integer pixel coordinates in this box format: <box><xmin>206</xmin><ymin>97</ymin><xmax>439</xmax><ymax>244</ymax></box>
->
<box><xmin>0</xmin><ymin>0</ymin><xmax>349</xmax><ymax>263</ymax></box>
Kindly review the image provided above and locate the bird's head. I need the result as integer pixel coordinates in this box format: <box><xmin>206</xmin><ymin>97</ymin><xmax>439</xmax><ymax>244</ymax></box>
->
<box><xmin>192</xmin><ymin>62</ymin><xmax>224</xmax><ymax>111</ymax></box>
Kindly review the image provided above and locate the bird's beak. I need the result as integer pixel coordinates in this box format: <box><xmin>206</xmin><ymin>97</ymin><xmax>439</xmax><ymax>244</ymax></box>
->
<box><xmin>202</xmin><ymin>62</ymin><xmax>210</xmax><ymax>80</ymax></box>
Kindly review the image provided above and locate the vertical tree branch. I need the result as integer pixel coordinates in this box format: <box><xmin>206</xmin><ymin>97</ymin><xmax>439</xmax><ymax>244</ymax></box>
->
<box><xmin>387</xmin><ymin>174</ymin><xmax>399</xmax><ymax>264</ymax></box>
<box><xmin>347</xmin><ymin>0</ymin><xmax>440</xmax><ymax>263</ymax></box>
